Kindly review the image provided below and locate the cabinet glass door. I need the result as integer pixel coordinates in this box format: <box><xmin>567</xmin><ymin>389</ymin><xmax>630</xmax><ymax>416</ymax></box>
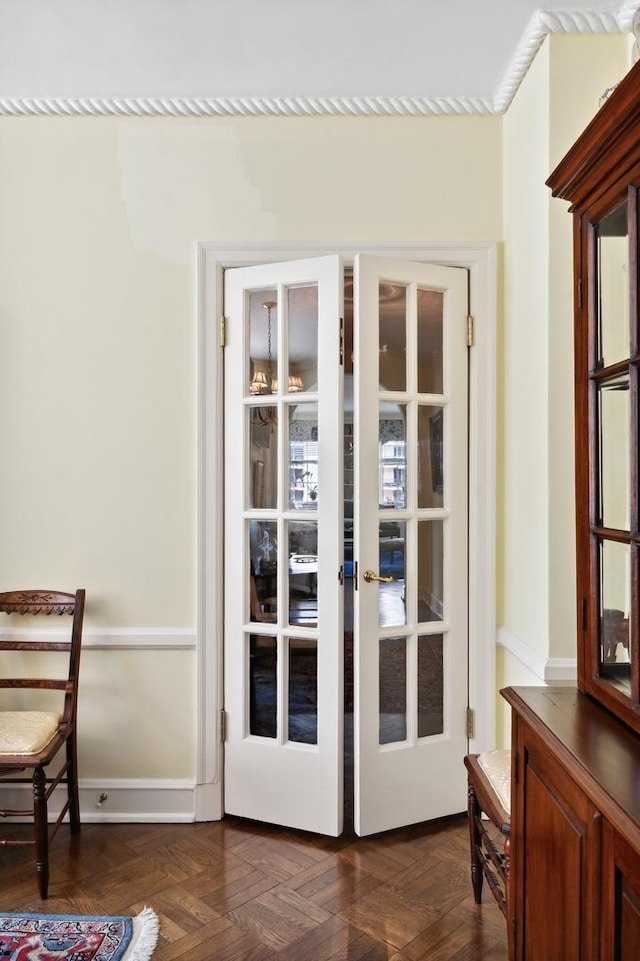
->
<box><xmin>593</xmin><ymin>199</ymin><xmax>635</xmax><ymax>700</ymax></box>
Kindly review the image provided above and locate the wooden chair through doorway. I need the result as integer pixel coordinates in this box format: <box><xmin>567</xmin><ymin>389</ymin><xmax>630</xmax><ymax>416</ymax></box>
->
<box><xmin>0</xmin><ymin>589</ymin><xmax>85</xmax><ymax>898</ymax></box>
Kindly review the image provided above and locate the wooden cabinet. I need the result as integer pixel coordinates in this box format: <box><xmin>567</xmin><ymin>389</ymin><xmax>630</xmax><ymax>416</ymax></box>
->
<box><xmin>547</xmin><ymin>59</ymin><xmax>640</xmax><ymax>735</ymax></box>
<box><xmin>503</xmin><ymin>687</ymin><xmax>640</xmax><ymax>961</ymax></box>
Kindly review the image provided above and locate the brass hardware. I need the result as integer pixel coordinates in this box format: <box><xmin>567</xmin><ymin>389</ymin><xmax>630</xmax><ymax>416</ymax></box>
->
<box><xmin>339</xmin><ymin>317</ymin><xmax>344</xmax><ymax>365</ymax></box>
<box><xmin>220</xmin><ymin>709</ymin><xmax>226</xmax><ymax>742</ymax></box>
<box><xmin>363</xmin><ymin>569</ymin><xmax>393</xmax><ymax>584</ymax></box>
<box><xmin>466</xmin><ymin>707</ymin><xmax>475</xmax><ymax>739</ymax></box>
<box><xmin>467</xmin><ymin>315</ymin><xmax>475</xmax><ymax>348</ymax></box>
<box><xmin>219</xmin><ymin>315</ymin><xmax>226</xmax><ymax>348</ymax></box>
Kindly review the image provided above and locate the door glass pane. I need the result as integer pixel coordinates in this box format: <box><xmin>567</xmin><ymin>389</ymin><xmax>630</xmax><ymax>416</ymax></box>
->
<box><xmin>250</xmin><ymin>520</ymin><xmax>278</xmax><ymax>615</ymax></box>
<box><xmin>249</xmin><ymin>634</ymin><xmax>277</xmax><ymax>738</ymax></box>
<box><xmin>417</xmin><ymin>288</ymin><xmax>444</xmax><ymax>394</ymax></box>
<box><xmin>379</xmin><ymin>636</ymin><xmax>406</xmax><ymax>744</ymax></box>
<box><xmin>379</xmin><ymin>404</ymin><xmax>406</xmax><ymax>508</ymax></box>
<box><xmin>598</xmin><ymin>374</ymin><xmax>629</xmax><ymax>530</ymax></box>
<box><xmin>288</xmin><ymin>521</ymin><xmax>318</xmax><ymax>627</ymax></box>
<box><xmin>287</xmin><ymin>285</ymin><xmax>318</xmax><ymax>394</ymax></box>
<box><xmin>248</xmin><ymin>290</ymin><xmax>278</xmax><ymax>397</ymax></box>
<box><xmin>597</xmin><ymin>202</ymin><xmax>629</xmax><ymax>370</ymax></box>
<box><xmin>418</xmin><ymin>633</ymin><xmax>444</xmax><ymax>737</ymax></box>
<box><xmin>599</xmin><ymin>539</ymin><xmax>631</xmax><ymax>694</ymax></box>
<box><xmin>379</xmin><ymin>283</ymin><xmax>406</xmax><ymax>391</ymax></box>
<box><xmin>379</xmin><ymin>520</ymin><xmax>405</xmax><ymax>628</ymax></box>
<box><xmin>289</xmin><ymin>404</ymin><xmax>318</xmax><ymax>509</ymax></box>
<box><xmin>288</xmin><ymin>639</ymin><xmax>317</xmax><ymax>744</ymax></box>
<box><xmin>418</xmin><ymin>520</ymin><xmax>444</xmax><ymax>622</ymax></box>
<box><xmin>418</xmin><ymin>405</ymin><xmax>444</xmax><ymax>508</ymax></box>
<box><xmin>250</xmin><ymin>409</ymin><xmax>278</xmax><ymax>509</ymax></box>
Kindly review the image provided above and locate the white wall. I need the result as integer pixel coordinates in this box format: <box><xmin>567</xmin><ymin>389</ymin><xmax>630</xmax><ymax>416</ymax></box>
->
<box><xmin>0</xmin><ymin>114</ymin><xmax>501</xmax><ymax>795</ymax></box>
<box><xmin>497</xmin><ymin>33</ymin><xmax>629</xmax><ymax>736</ymax></box>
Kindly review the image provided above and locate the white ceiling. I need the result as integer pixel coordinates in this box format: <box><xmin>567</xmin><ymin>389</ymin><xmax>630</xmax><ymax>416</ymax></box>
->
<box><xmin>0</xmin><ymin>0</ymin><xmax>638</xmax><ymax>116</ymax></box>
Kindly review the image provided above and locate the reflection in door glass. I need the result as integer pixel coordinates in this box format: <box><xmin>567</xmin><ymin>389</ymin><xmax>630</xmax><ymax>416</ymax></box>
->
<box><xmin>417</xmin><ymin>288</ymin><xmax>444</xmax><ymax>394</ymax></box>
<box><xmin>288</xmin><ymin>639</ymin><xmax>317</xmax><ymax>744</ymax></box>
<box><xmin>379</xmin><ymin>283</ymin><xmax>406</xmax><ymax>391</ymax></box>
<box><xmin>599</xmin><ymin>539</ymin><xmax>631</xmax><ymax>695</ymax></box>
<box><xmin>379</xmin><ymin>636</ymin><xmax>407</xmax><ymax>744</ymax></box>
<box><xmin>248</xmin><ymin>290</ymin><xmax>278</xmax><ymax>397</ymax></box>
<box><xmin>249</xmin><ymin>409</ymin><xmax>278</xmax><ymax>509</ymax></box>
<box><xmin>288</xmin><ymin>522</ymin><xmax>318</xmax><ymax>627</ymax></box>
<box><xmin>418</xmin><ymin>405</ymin><xmax>444</xmax><ymax>509</ymax></box>
<box><xmin>597</xmin><ymin>202</ymin><xmax>628</xmax><ymax>369</ymax></box>
<box><xmin>289</xmin><ymin>404</ymin><xmax>319</xmax><ymax>510</ymax></box>
<box><xmin>249</xmin><ymin>520</ymin><xmax>278</xmax><ymax>618</ymax></box>
<box><xmin>379</xmin><ymin>520</ymin><xmax>405</xmax><ymax>628</ymax></box>
<box><xmin>379</xmin><ymin>404</ymin><xmax>406</xmax><ymax>508</ymax></box>
<box><xmin>417</xmin><ymin>520</ymin><xmax>444</xmax><ymax>623</ymax></box>
<box><xmin>249</xmin><ymin>634</ymin><xmax>277</xmax><ymax>738</ymax></box>
<box><xmin>598</xmin><ymin>375</ymin><xmax>629</xmax><ymax>531</ymax></box>
<box><xmin>288</xmin><ymin>286</ymin><xmax>318</xmax><ymax>394</ymax></box>
<box><xmin>418</xmin><ymin>634</ymin><xmax>444</xmax><ymax>737</ymax></box>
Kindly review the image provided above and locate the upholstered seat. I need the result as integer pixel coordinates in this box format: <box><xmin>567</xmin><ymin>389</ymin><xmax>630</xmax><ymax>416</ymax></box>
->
<box><xmin>0</xmin><ymin>711</ymin><xmax>61</xmax><ymax>755</ymax></box>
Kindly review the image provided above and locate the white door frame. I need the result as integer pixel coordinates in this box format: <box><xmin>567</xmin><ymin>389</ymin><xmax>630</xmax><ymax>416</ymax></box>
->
<box><xmin>195</xmin><ymin>242</ymin><xmax>497</xmax><ymax>821</ymax></box>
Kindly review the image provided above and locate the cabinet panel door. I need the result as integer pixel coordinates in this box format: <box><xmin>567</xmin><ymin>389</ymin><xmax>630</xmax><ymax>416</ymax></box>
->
<box><xmin>513</xmin><ymin>723</ymin><xmax>601</xmax><ymax>961</ymax></box>
<box><xmin>602</xmin><ymin>821</ymin><xmax>640</xmax><ymax>960</ymax></box>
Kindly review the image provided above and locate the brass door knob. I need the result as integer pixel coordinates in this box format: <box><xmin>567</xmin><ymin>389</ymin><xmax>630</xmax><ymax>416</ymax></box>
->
<box><xmin>363</xmin><ymin>569</ymin><xmax>393</xmax><ymax>583</ymax></box>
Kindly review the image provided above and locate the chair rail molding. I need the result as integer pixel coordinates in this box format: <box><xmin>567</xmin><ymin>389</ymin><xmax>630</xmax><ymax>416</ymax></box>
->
<box><xmin>0</xmin><ymin>627</ymin><xmax>196</xmax><ymax>650</ymax></box>
<box><xmin>0</xmin><ymin>7</ymin><xmax>633</xmax><ymax>118</ymax></box>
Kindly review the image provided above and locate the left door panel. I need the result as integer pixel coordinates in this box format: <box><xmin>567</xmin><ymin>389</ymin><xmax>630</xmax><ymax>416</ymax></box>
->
<box><xmin>223</xmin><ymin>256</ymin><xmax>344</xmax><ymax>836</ymax></box>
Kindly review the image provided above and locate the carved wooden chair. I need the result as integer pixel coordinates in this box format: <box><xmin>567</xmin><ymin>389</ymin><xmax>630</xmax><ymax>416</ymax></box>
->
<box><xmin>464</xmin><ymin>749</ymin><xmax>511</xmax><ymax>920</ymax></box>
<box><xmin>0</xmin><ymin>589</ymin><xmax>85</xmax><ymax>898</ymax></box>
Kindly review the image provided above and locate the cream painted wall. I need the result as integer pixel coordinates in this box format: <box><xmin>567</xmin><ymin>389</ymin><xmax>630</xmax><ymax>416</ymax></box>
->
<box><xmin>0</xmin><ymin>114</ymin><xmax>501</xmax><ymax>781</ymax></box>
<box><xmin>501</xmin><ymin>40</ymin><xmax>551</xmax><ymax>653</ymax></box>
<box><xmin>499</xmin><ymin>35</ymin><xmax>629</xmax><ymax>690</ymax></box>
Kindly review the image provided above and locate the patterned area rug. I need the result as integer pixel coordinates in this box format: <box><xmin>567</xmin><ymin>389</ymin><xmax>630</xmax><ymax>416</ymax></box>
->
<box><xmin>0</xmin><ymin>907</ymin><xmax>159</xmax><ymax>961</ymax></box>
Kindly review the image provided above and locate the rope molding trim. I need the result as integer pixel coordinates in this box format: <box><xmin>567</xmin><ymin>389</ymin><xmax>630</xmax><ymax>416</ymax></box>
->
<box><xmin>0</xmin><ymin>7</ymin><xmax>636</xmax><ymax>119</ymax></box>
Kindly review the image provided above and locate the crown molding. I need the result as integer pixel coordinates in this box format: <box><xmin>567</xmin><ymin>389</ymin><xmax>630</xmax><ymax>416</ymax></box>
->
<box><xmin>0</xmin><ymin>6</ymin><xmax>635</xmax><ymax>119</ymax></box>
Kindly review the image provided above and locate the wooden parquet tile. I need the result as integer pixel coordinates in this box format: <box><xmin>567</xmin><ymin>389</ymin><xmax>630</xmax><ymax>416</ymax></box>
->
<box><xmin>0</xmin><ymin>814</ymin><xmax>508</xmax><ymax>960</ymax></box>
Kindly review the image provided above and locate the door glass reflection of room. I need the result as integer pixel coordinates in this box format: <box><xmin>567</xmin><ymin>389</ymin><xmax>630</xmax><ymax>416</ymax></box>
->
<box><xmin>247</xmin><ymin>274</ymin><xmax>447</xmax><ymax>825</ymax></box>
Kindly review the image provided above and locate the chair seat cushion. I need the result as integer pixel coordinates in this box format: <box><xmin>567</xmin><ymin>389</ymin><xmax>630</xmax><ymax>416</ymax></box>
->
<box><xmin>0</xmin><ymin>711</ymin><xmax>60</xmax><ymax>755</ymax></box>
<box><xmin>478</xmin><ymin>748</ymin><xmax>511</xmax><ymax>816</ymax></box>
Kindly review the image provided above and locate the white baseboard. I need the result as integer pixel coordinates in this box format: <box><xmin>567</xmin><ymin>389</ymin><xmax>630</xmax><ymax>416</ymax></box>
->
<box><xmin>0</xmin><ymin>778</ymin><xmax>222</xmax><ymax>823</ymax></box>
<box><xmin>497</xmin><ymin>626</ymin><xmax>577</xmax><ymax>683</ymax></box>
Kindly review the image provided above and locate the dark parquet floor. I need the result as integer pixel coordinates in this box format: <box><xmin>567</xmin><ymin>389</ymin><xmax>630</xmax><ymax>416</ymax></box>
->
<box><xmin>1</xmin><ymin>812</ymin><xmax>508</xmax><ymax>961</ymax></box>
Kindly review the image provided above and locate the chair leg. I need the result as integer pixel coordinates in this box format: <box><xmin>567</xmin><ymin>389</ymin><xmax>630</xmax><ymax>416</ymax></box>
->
<box><xmin>66</xmin><ymin>732</ymin><xmax>81</xmax><ymax>833</ymax></box>
<box><xmin>467</xmin><ymin>781</ymin><xmax>484</xmax><ymax>904</ymax></box>
<box><xmin>33</xmin><ymin>766</ymin><xmax>49</xmax><ymax>899</ymax></box>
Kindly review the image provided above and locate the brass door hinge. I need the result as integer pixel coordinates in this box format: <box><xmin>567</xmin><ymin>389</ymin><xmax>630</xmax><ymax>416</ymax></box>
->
<box><xmin>467</xmin><ymin>315</ymin><xmax>475</xmax><ymax>348</ymax></box>
<box><xmin>339</xmin><ymin>317</ymin><xmax>345</xmax><ymax>365</ymax></box>
<box><xmin>219</xmin><ymin>316</ymin><xmax>226</xmax><ymax>348</ymax></box>
<box><xmin>220</xmin><ymin>709</ymin><xmax>227</xmax><ymax>742</ymax></box>
<box><xmin>466</xmin><ymin>707</ymin><xmax>475</xmax><ymax>739</ymax></box>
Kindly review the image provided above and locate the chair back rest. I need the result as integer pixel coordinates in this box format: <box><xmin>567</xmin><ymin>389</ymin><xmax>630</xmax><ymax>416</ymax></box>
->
<box><xmin>0</xmin><ymin>589</ymin><xmax>86</xmax><ymax>727</ymax></box>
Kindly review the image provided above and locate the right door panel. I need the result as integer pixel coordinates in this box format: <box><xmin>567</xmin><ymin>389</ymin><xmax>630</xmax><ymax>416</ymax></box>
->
<box><xmin>353</xmin><ymin>255</ymin><xmax>469</xmax><ymax>836</ymax></box>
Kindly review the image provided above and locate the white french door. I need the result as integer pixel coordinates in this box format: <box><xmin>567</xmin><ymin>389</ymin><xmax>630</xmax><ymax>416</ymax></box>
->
<box><xmin>223</xmin><ymin>256</ymin><xmax>344</xmax><ymax>836</ymax></box>
<box><xmin>353</xmin><ymin>255</ymin><xmax>468</xmax><ymax>835</ymax></box>
<box><xmin>223</xmin><ymin>253</ymin><xmax>468</xmax><ymax>837</ymax></box>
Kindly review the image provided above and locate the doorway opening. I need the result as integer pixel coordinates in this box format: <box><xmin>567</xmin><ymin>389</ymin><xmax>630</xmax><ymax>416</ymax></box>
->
<box><xmin>197</xmin><ymin>242</ymin><xmax>497</xmax><ymax>829</ymax></box>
